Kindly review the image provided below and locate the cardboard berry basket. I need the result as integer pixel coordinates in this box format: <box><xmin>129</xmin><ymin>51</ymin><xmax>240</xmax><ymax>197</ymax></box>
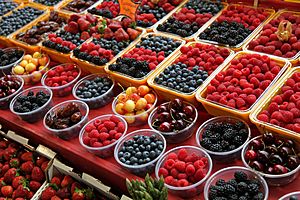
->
<box><xmin>104</xmin><ymin>32</ymin><xmax>186</xmax><ymax>88</ymax></box>
<box><xmin>70</xmin><ymin>28</ymin><xmax>146</xmax><ymax>74</ymax></box>
<box><xmin>10</xmin><ymin>12</ymin><xmax>69</xmax><ymax>54</ymax></box>
<box><xmin>147</xmin><ymin>41</ymin><xmax>234</xmax><ymax>104</ymax></box>
<box><xmin>34</xmin><ymin>159</ymin><xmax>120</xmax><ymax>200</ymax></box>
<box><xmin>243</xmin><ymin>10</ymin><xmax>300</xmax><ymax>66</ymax></box>
<box><xmin>29</xmin><ymin>0</ymin><xmax>67</xmax><ymax>10</ymax></box>
<box><xmin>0</xmin><ymin>127</ymin><xmax>56</xmax><ymax>199</ymax></box>
<box><xmin>0</xmin><ymin>3</ymin><xmax>49</xmax><ymax>46</ymax></box>
<box><xmin>250</xmin><ymin>67</ymin><xmax>300</xmax><ymax>141</ymax></box>
<box><xmin>153</xmin><ymin>1</ymin><xmax>228</xmax><ymax>42</ymax></box>
<box><xmin>195</xmin><ymin>4</ymin><xmax>276</xmax><ymax>52</ymax></box>
<box><xmin>57</xmin><ymin>0</ymin><xmax>99</xmax><ymax>17</ymax></box>
<box><xmin>195</xmin><ymin>51</ymin><xmax>291</xmax><ymax>123</ymax></box>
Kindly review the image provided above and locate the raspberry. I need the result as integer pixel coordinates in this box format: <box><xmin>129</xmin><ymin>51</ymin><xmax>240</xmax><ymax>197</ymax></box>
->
<box><xmin>257</xmin><ymin>113</ymin><xmax>269</xmax><ymax>122</ymax></box>
<box><xmin>158</xmin><ymin>168</ymin><xmax>169</xmax><ymax>178</ymax></box>
<box><xmin>281</xmin><ymin>110</ymin><xmax>294</xmax><ymax>123</ymax></box>
<box><xmin>117</xmin><ymin>122</ymin><xmax>125</xmax><ymax>133</ymax></box>
<box><xmin>177</xmin><ymin>179</ymin><xmax>189</xmax><ymax>187</ymax></box>
<box><xmin>268</xmin><ymin>102</ymin><xmax>279</xmax><ymax>114</ymax></box>
<box><xmin>194</xmin><ymin>168</ymin><xmax>206</xmax><ymax>181</ymax></box>
<box><xmin>177</xmin><ymin>148</ymin><xmax>188</xmax><ymax>161</ymax></box>
<box><xmin>283</xmin><ymin>90</ymin><xmax>294</xmax><ymax>101</ymax></box>
<box><xmin>247</xmin><ymin>94</ymin><xmax>257</xmax><ymax>105</ymax></box>
<box><xmin>185</xmin><ymin>164</ymin><xmax>196</xmax><ymax>176</ymax></box>
<box><xmin>271</xmin><ymin>111</ymin><xmax>284</xmax><ymax>121</ymax></box>
<box><xmin>99</xmin><ymin>127</ymin><xmax>108</xmax><ymax>133</ymax></box>
<box><xmin>170</xmin><ymin>168</ymin><xmax>179</xmax><ymax>178</ymax></box>
<box><xmin>114</xmin><ymin>133</ymin><xmax>122</xmax><ymax>140</ymax></box>
<box><xmin>193</xmin><ymin>160</ymin><xmax>205</xmax><ymax>170</ymax></box>
<box><xmin>109</xmin><ymin>130</ymin><xmax>117</xmax><ymax>138</ymax></box>
<box><xmin>164</xmin><ymin>159</ymin><xmax>175</xmax><ymax>170</ymax></box>
<box><xmin>165</xmin><ymin>176</ymin><xmax>174</xmax><ymax>185</ymax></box>
<box><xmin>236</xmin><ymin>98</ymin><xmax>246</xmax><ymax>108</ymax></box>
<box><xmin>99</xmin><ymin>132</ymin><xmax>110</xmax><ymax>141</ymax></box>
<box><xmin>110</xmin><ymin>115</ymin><xmax>120</xmax><ymax>124</ymax></box>
<box><xmin>263</xmin><ymin>46</ymin><xmax>275</xmax><ymax>54</ymax></box>
<box><xmin>270</xmin><ymin>119</ymin><xmax>280</xmax><ymax>126</ymax></box>
<box><xmin>83</xmin><ymin>136</ymin><xmax>91</xmax><ymax>145</ymax></box>
<box><xmin>167</xmin><ymin>152</ymin><xmax>177</xmax><ymax>160</ymax></box>
<box><xmin>281</xmin><ymin>43</ymin><xmax>292</xmax><ymax>53</ymax></box>
<box><xmin>291</xmin><ymin>108</ymin><xmax>300</xmax><ymax>118</ymax></box>
<box><xmin>85</xmin><ymin>124</ymin><xmax>96</xmax><ymax>132</ymax></box>
<box><xmin>175</xmin><ymin>161</ymin><xmax>186</xmax><ymax>172</ymax></box>
<box><xmin>293</xmin><ymin>83</ymin><xmax>300</xmax><ymax>92</ymax></box>
<box><xmin>287</xmin><ymin>102</ymin><xmax>296</xmax><ymax>110</ymax></box>
<box><xmin>293</xmin><ymin>124</ymin><xmax>300</xmax><ymax>133</ymax></box>
<box><xmin>280</xmin><ymin>102</ymin><xmax>289</xmax><ymax>110</ymax></box>
<box><xmin>260</xmin><ymin>80</ymin><xmax>271</xmax><ymax>90</ymax></box>
<box><xmin>88</xmin><ymin>129</ymin><xmax>99</xmax><ymax>138</ymax></box>
<box><xmin>272</xmin><ymin>95</ymin><xmax>283</xmax><ymax>104</ymax></box>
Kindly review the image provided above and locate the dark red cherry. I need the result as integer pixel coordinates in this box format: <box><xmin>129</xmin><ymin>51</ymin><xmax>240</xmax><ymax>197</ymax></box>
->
<box><xmin>245</xmin><ymin>150</ymin><xmax>257</xmax><ymax>161</ymax></box>
<box><xmin>158</xmin><ymin>112</ymin><xmax>171</xmax><ymax>122</ymax></box>
<box><xmin>274</xmin><ymin>164</ymin><xmax>288</xmax><ymax>174</ymax></box>
<box><xmin>257</xmin><ymin>150</ymin><xmax>270</xmax><ymax>162</ymax></box>
<box><xmin>287</xmin><ymin>156</ymin><xmax>299</xmax><ymax>170</ymax></box>
<box><xmin>183</xmin><ymin>105</ymin><xmax>194</xmax><ymax>116</ymax></box>
<box><xmin>157</xmin><ymin>105</ymin><xmax>168</xmax><ymax>113</ymax></box>
<box><xmin>175</xmin><ymin>112</ymin><xmax>187</xmax><ymax>120</ymax></box>
<box><xmin>269</xmin><ymin>154</ymin><xmax>283</xmax><ymax>164</ymax></box>
<box><xmin>275</xmin><ymin>138</ymin><xmax>284</xmax><ymax>146</ymax></box>
<box><xmin>284</xmin><ymin>139</ymin><xmax>295</xmax><ymax>148</ymax></box>
<box><xmin>173</xmin><ymin>120</ymin><xmax>185</xmax><ymax>130</ymax></box>
<box><xmin>159</xmin><ymin>122</ymin><xmax>172</xmax><ymax>132</ymax></box>
<box><xmin>263</xmin><ymin>132</ymin><xmax>275</xmax><ymax>144</ymax></box>
<box><xmin>265</xmin><ymin>145</ymin><xmax>278</xmax><ymax>154</ymax></box>
<box><xmin>170</xmin><ymin>98</ymin><xmax>183</xmax><ymax>110</ymax></box>
<box><xmin>279</xmin><ymin>146</ymin><xmax>292</xmax><ymax>158</ymax></box>
<box><xmin>250</xmin><ymin>161</ymin><xmax>265</xmax><ymax>171</ymax></box>
<box><xmin>249</xmin><ymin>139</ymin><xmax>264</xmax><ymax>150</ymax></box>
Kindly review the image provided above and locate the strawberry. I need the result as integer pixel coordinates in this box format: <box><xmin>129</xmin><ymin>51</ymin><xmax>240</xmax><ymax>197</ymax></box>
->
<box><xmin>108</xmin><ymin>21</ymin><xmax>122</xmax><ymax>30</ymax></box>
<box><xmin>12</xmin><ymin>176</ymin><xmax>25</xmax><ymax>189</ymax></box>
<box><xmin>20</xmin><ymin>161</ymin><xmax>34</xmax><ymax>174</ymax></box>
<box><xmin>103</xmin><ymin>27</ymin><xmax>114</xmax><ymax>39</ymax></box>
<box><xmin>0</xmin><ymin>164</ymin><xmax>9</xmax><ymax>176</ymax></box>
<box><xmin>71</xmin><ymin>182</ymin><xmax>82</xmax><ymax>194</ymax></box>
<box><xmin>72</xmin><ymin>189</ymin><xmax>85</xmax><ymax>200</ymax></box>
<box><xmin>41</xmin><ymin>187</ymin><xmax>56</xmax><ymax>200</ymax></box>
<box><xmin>20</xmin><ymin>152</ymin><xmax>33</xmax><ymax>162</ymax></box>
<box><xmin>56</xmin><ymin>187</ymin><xmax>70</xmax><ymax>198</ymax></box>
<box><xmin>14</xmin><ymin>185</ymin><xmax>29</xmax><ymax>198</ymax></box>
<box><xmin>61</xmin><ymin>175</ymin><xmax>74</xmax><ymax>188</ymax></box>
<box><xmin>68</xmin><ymin>14</ymin><xmax>81</xmax><ymax>23</ymax></box>
<box><xmin>85</xmin><ymin>13</ymin><xmax>97</xmax><ymax>23</ymax></box>
<box><xmin>27</xmin><ymin>191</ymin><xmax>34</xmax><ymax>199</ymax></box>
<box><xmin>127</xmin><ymin>28</ymin><xmax>140</xmax><ymax>40</ymax></box>
<box><xmin>51</xmin><ymin>176</ymin><xmax>62</xmax><ymax>186</ymax></box>
<box><xmin>89</xmin><ymin>26</ymin><xmax>97</xmax><ymax>34</ymax></box>
<box><xmin>1</xmin><ymin>185</ymin><xmax>13</xmax><ymax>197</ymax></box>
<box><xmin>0</xmin><ymin>140</ymin><xmax>8</xmax><ymax>149</ymax></box>
<box><xmin>4</xmin><ymin>168</ymin><xmax>17</xmax><ymax>184</ymax></box>
<box><xmin>41</xmin><ymin>161</ymin><xmax>49</xmax><ymax>172</ymax></box>
<box><xmin>115</xmin><ymin>28</ymin><xmax>129</xmax><ymax>42</ymax></box>
<box><xmin>51</xmin><ymin>196</ymin><xmax>62</xmax><ymax>200</ymax></box>
<box><xmin>31</xmin><ymin>166</ymin><xmax>45</xmax><ymax>182</ymax></box>
<box><xmin>3</xmin><ymin>147</ymin><xmax>17</xmax><ymax>161</ymax></box>
<box><xmin>9</xmin><ymin>158</ymin><xmax>20</xmax><ymax>168</ymax></box>
<box><xmin>80</xmin><ymin>31</ymin><xmax>90</xmax><ymax>41</ymax></box>
<box><xmin>36</xmin><ymin>156</ymin><xmax>48</xmax><ymax>167</ymax></box>
<box><xmin>78</xmin><ymin>18</ymin><xmax>91</xmax><ymax>32</ymax></box>
<box><xmin>65</xmin><ymin>21</ymin><xmax>79</xmax><ymax>34</ymax></box>
<box><xmin>29</xmin><ymin>180</ymin><xmax>42</xmax><ymax>192</ymax></box>
<box><xmin>122</xmin><ymin>17</ymin><xmax>134</xmax><ymax>29</ymax></box>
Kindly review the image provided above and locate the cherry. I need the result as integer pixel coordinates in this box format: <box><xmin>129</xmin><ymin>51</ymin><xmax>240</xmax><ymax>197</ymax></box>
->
<box><xmin>265</xmin><ymin>145</ymin><xmax>278</xmax><ymax>154</ymax></box>
<box><xmin>275</xmin><ymin>138</ymin><xmax>284</xmax><ymax>146</ymax></box>
<box><xmin>175</xmin><ymin>112</ymin><xmax>187</xmax><ymax>120</ymax></box>
<box><xmin>285</xmin><ymin>139</ymin><xmax>295</xmax><ymax>148</ymax></box>
<box><xmin>159</xmin><ymin>122</ymin><xmax>172</xmax><ymax>132</ymax></box>
<box><xmin>157</xmin><ymin>105</ymin><xmax>168</xmax><ymax>113</ymax></box>
<box><xmin>269</xmin><ymin>154</ymin><xmax>283</xmax><ymax>165</ymax></box>
<box><xmin>273</xmin><ymin>164</ymin><xmax>288</xmax><ymax>174</ymax></box>
<box><xmin>183</xmin><ymin>105</ymin><xmax>194</xmax><ymax>116</ymax></box>
<box><xmin>279</xmin><ymin>146</ymin><xmax>292</xmax><ymax>158</ymax></box>
<box><xmin>250</xmin><ymin>161</ymin><xmax>265</xmax><ymax>171</ymax></box>
<box><xmin>263</xmin><ymin>132</ymin><xmax>275</xmax><ymax>144</ymax></box>
<box><xmin>257</xmin><ymin>150</ymin><xmax>270</xmax><ymax>162</ymax></box>
<box><xmin>287</xmin><ymin>156</ymin><xmax>299</xmax><ymax>170</ymax></box>
<box><xmin>170</xmin><ymin>99</ymin><xmax>183</xmax><ymax>110</ymax></box>
<box><xmin>173</xmin><ymin>120</ymin><xmax>185</xmax><ymax>130</ymax></box>
<box><xmin>245</xmin><ymin>150</ymin><xmax>257</xmax><ymax>161</ymax></box>
<box><xmin>249</xmin><ymin>139</ymin><xmax>264</xmax><ymax>150</ymax></box>
<box><xmin>158</xmin><ymin>112</ymin><xmax>171</xmax><ymax>122</ymax></box>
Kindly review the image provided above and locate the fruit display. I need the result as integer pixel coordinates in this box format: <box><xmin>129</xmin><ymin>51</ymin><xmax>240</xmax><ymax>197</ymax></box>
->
<box><xmin>0</xmin><ymin>75</ymin><xmax>23</xmax><ymax>109</ymax></box>
<box><xmin>0</xmin><ymin>0</ymin><xmax>18</xmax><ymax>16</ymax></box>
<box><xmin>202</xmin><ymin>53</ymin><xmax>285</xmax><ymax>111</ymax></box>
<box><xmin>207</xmin><ymin>170</ymin><xmax>265</xmax><ymax>200</ymax></box>
<box><xmin>157</xmin><ymin>0</ymin><xmax>224</xmax><ymax>38</ymax></box>
<box><xmin>15</xmin><ymin>11</ymin><xmax>66</xmax><ymax>46</ymax></box>
<box><xmin>247</xmin><ymin>11</ymin><xmax>300</xmax><ymax>60</ymax></box>
<box><xmin>0</xmin><ymin>137</ymin><xmax>49</xmax><ymax>199</ymax></box>
<box><xmin>0</xmin><ymin>47</ymin><xmax>24</xmax><ymax>76</ymax></box>
<box><xmin>256</xmin><ymin>71</ymin><xmax>300</xmax><ymax>133</ymax></box>
<box><xmin>198</xmin><ymin>5</ymin><xmax>271</xmax><ymax>47</ymax></box>
<box><xmin>136</xmin><ymin>0</ymin><xmax>183</xmax><ymax>28</ymax></box>
<box><xmin>61</xmin><ymin>0</ymin><xmax>98</xmax><ymax>13</ymax></box>
<box><xmin>243</xmin><ymin>133</ymin><xmax>299</xmax><ymax>176</ymax></box>
<box><xmin>33</xmin><ymin>0</ymin><xmax>63</xmax><ymax>6</ymax></box>
<box><xmin>88</xmin><ymin>0</ymin><xmax>119</xmax><ymax>19</ymax></box>
<box><xmin>126</xmin><ymin>174</ymin><xmax>168</xmax><ymax>200</ymax></box>
<box><xmin>42</xmin><ymin>63</ymin><xmax>80</xmax><ymax>97</ymax></box>
<box><xmin>0</xmin><ymin>6</ymin><xmax>44</xmax><ymax>37</ymax></box>
<box><xmin>108</xmin><ymin>34</ymin><xmax>182</xmax><ymax>79</ymax></box>
<box><xmin>40</xmin><ymin>175</ymin><xmax>106</xmax><ymax>200</ymax></box>
<box><xmin>73</xmin><ymin>18</ymin><xmax>141</xmax><ymax>66</ymax></box>
<box><xmin>113</xmin><ymin>85</ymin><xmax>157</xmax><ymax>125</ymax></box>
<box><xmin>42</xmin><ymin>13</ymin><xmax>98</xmax><ymax>54</ymax></box>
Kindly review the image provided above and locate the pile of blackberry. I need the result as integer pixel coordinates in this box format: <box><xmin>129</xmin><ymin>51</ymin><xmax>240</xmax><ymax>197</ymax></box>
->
<box><xmin>200</xmin><ymin>120</ymin><xmax>248</xmax><ymax>152</ymax></box>
<box><xmin>0</xmin><ymin>48</ymin><xmax>23</xmax><ymax>67</ymax></box>
<box><xmin>73</xmin><ymin>49</ymin><xmax>108</xmax><ymax>65</ymax></box>
<box><xmin>13</xmin><ymin>90</ymin><xmax>50</xmax><ymax>113</ymax></box>
<box><xmin>136</xmin><ymin>35</ymin><xmax>181</xmax><ymax>56</ymax></box>
<box><xmin>0</xmin><ymin>0</ymin><xmax>18</xmax><ymax>16</ymax></box>
<box><xmin>93</xmin><ymin>38</ymin><xmax>130</xmax><ymax>55</ymax></box>
<box><xmin>0</xmin><ymin>7</ymin><xmax>43</xmax><ymax>36</ymax></box>
<box><xmin>137</xmin><ymin>7</ymin><xmax>166</xmax><ymax>27</ymax></box>
<box><xmin>34</xmin><ymin>0</ymin><xmax>62</xmax><ymax>6</ymax></box>
<box><xmin>109</xmin><ymin>58</ymin><xmax>149</xmax><ymax>78</ymax></box>
<box><xmin>154</xmin><ymin>63</ymin><xmax>208</xmax><ymax>93</ymax></box>
<box><xmin>199</xmin><ymin>21</ymin><xmax>252</xmax><ymax>46</ymax></box>
<box><xmin>208</xmin><ymin>171</ymin><xmax>264</xmax><ymax>200</ymax></box>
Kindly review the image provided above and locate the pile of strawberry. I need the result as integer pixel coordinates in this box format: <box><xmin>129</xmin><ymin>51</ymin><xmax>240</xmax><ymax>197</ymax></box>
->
<box><xmin>205</xmin><ymin>53</ymin><xmax>282</xmax><ymax>110</ymax></box>
<box><xmin>73</xmin><ymin>18</ymin><xmax>141</xmax><ymax>66</ymax></box>
<box><xmin>0</xmin><ymin>138</ymin><xmax>48</xmax><ymax>199</ymax></box>
<box><xmin>88</xmin><ymin>0</ymin><xmax>119</xmax><ymax>19</ymax></box>
<box><xmin>175</xmin><ymin>43</ymin><xmax>231</xmax><ymax>75</ymax></box>
<box><xmin>136</xmin><ymin>0</ymin><xmax>182</xmax><ymax>28</ymax></box>
<box><xmin>158</xmin><ymin>148</ymin><xmax>209</xmax><ymax>187</ymax></box>
<box><xmin>157</xmin><ymin>0</ymin><xmax>224</xmax><ymax>37</ymax></box>
<box><xmin>82</xmin><ymin>115</ymin><xmax>126</xmax><ymax>148</ymax></box>
<box><xmin>42</xmin><ymin>13</ymin><xmax>98</xmax><ymax>53</ymax></box>
<box><xmin>248</xmin><ymin>12</ymin><xmax>300</xmax><ymax>59</ymax></box>
<box><xmin>257</xmin><ymin>72</ymin><xmax>300</xmax><ymax>133</ymax></box>
<box><xmin>40</xmin><ymin>175</ymin><xmax>106</xmax><ymax>200</ymax></box>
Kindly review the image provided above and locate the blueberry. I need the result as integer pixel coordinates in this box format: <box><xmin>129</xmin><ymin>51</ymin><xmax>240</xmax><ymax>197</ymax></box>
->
<box><xmin>143</xmin><ymin>151</ymin><xmax>149</xmax><ymax>158</ymax></box>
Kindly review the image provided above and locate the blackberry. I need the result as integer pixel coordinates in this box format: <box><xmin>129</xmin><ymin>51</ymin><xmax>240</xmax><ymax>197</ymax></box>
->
<box><xmin>88</xmin><ymin>7</ymin><xmax>114</xmax><ymax>19</ymax></box>
<box><xmin>227</xmin><ymin>179</ymin><xmax>238</xmax><ymax>188</ymax></box>
<box><xmin>223</xmin><ymin>184</ymin><xmax>236</xmax><ymax>194</ymax></box>
<box><xmin>14</xmin><ymin>90</ymin><xmax>50</xmax><ymax>113</ymax></box>
<box><xmin>238</xmin><ymin>196</ymin><xmax>248</xmax><ymax>200</ymax></box>
<box><xmin>158</xmin><ymin>17</ymin><xmax>199</xmax><ymax>37</ymax></box>
<box><xmin>228</xmin><ymin>145</ymin><xmax>236</xmax><ymax>151</ymax></box>
<box><xmin>253</xmin><ymin>192</ymin><xmax>264</xmax><ymax>200</ymax></box>
<box><xmin>239</xmin><ymin>129</ymin><xmax>248</xmax><ymax>139</ymax></box>
<box><xmin>215</xmin><ymin>186</ymin><xmax>226</xmax><ymax>196</ymax></box>
<box><xmin>203</xmin><ymin>129</ymin><xmax>214</xmax><ymax>138</ymax></box>
<box><xmin>222</xmin><ymin>129</ymin><xmax>235</xmax><ymax>140</ymax></box>
<box><xmin>0</xmin><ymin>48</ymin><xmax>24</xmax><ymax>67</ymax></box>
<box><xmin>234</xmin><ymin>171</ymin><xmax>248</xmax><ymax>182</ymax></box>
<box><xmin>234</xmin><ymin>135</ymin><xmax>245</xmax><ymax>146</ymax></box>
<box><xmin>210</xmin><ymin>143</ymin><xmax>222</xmax><ymax>152</ymax></box>
<box><xmin>228</xmin><ymin>194</ymin><xmax>238</xmax><ymax>200</ymax></box>
<box><xmin>216</xmin><ymin>179</ymin><xmax>226</xmax><ymax>186</ymax></box>
<box><xmin>208</xmin><ymin>189</ymin><xmax>218</xmax><ymax>199</ymax></box>
<box><xmin>200</xmin><ymin>138</ymin><xmax>211</xmax><ymax>148</ymax></box>
<box><xmin>220</xmin><ymin>140</ymin><xmax>230</xmax><ymax>150</ymax></box>
<box><xmin>235</xmin><ymin>121</ymin><xmax>245</xmax><ymax>130</ymax></box>
<box><xmin>247</xmin><ymin>183</ymin><xmax>259</xmax><ymax>194</ymax></box>
<box><xmin>214</xmin><ymin>197</ymin><xmax>228</xmax><ymax>200</ymax></box>
<box><xmin>237</xmin><ymin>182</ymin><xmax>248</xmax><ymax>193</ymax></box>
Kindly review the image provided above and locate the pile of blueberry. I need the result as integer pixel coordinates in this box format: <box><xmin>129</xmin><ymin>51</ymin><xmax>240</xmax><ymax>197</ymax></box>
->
<box><xmin>0</xmin><ymin>48</ymin><xmax>23</xmax><ymax>67</ymax></box>
<box><xmin>13</xmin><ymin>90</ymin><xmax>50</xmax><ymax>113</ymax></box>
<box><xmin>208</xmin><ymin>171</ymin><xmax>264</xmax><ymax>200</ymax></box>
<box><xmin>34</xmin><ymin>0</ymin><xmax>62</xmax><ymax>6</ymax></box>
<box><xmin>200</xmin><ymin>120</ymin><xmax>249</xmax><ymax>152</ymax></box>
<box><xmin>118</xmin><ymin>134</ymin><xmax>164</xmax><ymax>165</ymax></box>
<box><xmin>154</xmin><ymin>63</ymin><xmax>208</xmax><ymax>93</ymax></box>
<box><xmin>109</xmin><ymin>58</ymin><xmax>149</xmax><ymax>78</ymax></box>
<box><xmin>0</xmin><ymin>7</ymin><xmax>44</xmax><ymax>36</ymax></box>
<box><xmin>0</xmin><ymin>0</ymin><xmax>18</xmax><ymax>16</ymax></box>
<box><xmin>75</xmin><ymin>76</ymin><xmax>113</xmax><ymax>99</ymax></box>
<box><xmin>136</xmin><ymin>35</ymin><xmax>181</xmax><ymax>57</ymax></box>
<box><xmin>199</xmin><ymin>21</ymin><xmax>252</xmax><ymax>46</ymax></box>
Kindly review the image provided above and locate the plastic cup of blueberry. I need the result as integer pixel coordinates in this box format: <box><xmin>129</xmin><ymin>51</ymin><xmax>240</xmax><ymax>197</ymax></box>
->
<box><xmin>43</xmin><ymin>100</ymin><xmax>89</xmax><ymax>140</ymax></box>
<box><xmin>155</xmin><ymin>146</ymin><xmax>213</xmax><ymax>198</ymax></box>
<box><xmin>241</xmin><ymin>132</ymin><xmax>300</xmax><ymax>186</ymax></box>
<box><xmin>196</xmin><ymin>116</ymin><xmax>251</xmax><ymax>163</ymax></box>
<box><xmin>114</xmin><ymin>129</ymin><xmax>166</xmax><ymax>177</ymax></box>
<box><xmin>72</xmin><ymin>74</ymin><xmax>115</xmax><ymax>109</ymax></box>
<box><xmin>0</xmin><ymin>47</ymin><xmax>25</xmax><ymax>76</ymax></box>
<box><xmin>204</xmin><ymin>166</ymin><xmax>269</xmax><ymax>200</ymax></box>
<box><xmin>10</xmin><ymin>86</ymin><xmax>53</xmax><ymax>123</ymax></box>
<box><xmin>279</xmin><ymin>191</ymin><xmax>300</xmax><ymax>200</ymax></box>
<box><xmin>148</xmin><ymin>98</ymin><xmax>198</xmax><ymax>143</ymax></box>
<box><xmin>79</xmin><ymin>114</ymin><xmax>128</xmax><ymax>158</ymax></box>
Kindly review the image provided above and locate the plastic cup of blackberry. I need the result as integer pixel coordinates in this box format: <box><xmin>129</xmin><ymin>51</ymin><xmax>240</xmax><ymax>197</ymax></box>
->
<box><xmin>72</xmin><ymin>74</ymin><xmax>115</xmax><ymax>109</ymax></box>
<box><xmin>279</xmin><ymin>191</ymin><xmax>300</xmax><ymax>200</ymax></box>
<box><xmin>196</xmin><ymin>116</ymin><xmax>251</xmax><ymax>163</ymax></box>
<box><xmin>204</xmin><ymin>166</ymin><xmax>269</xmax><ymax>200</ymax></box>
<box><xmin>10</xmin><ymin>86</ymin><xmax>53</xmax><ymax>123</ymax></box>
<box><xmin>0</xmin><ymin>47</ymin><xmax>25</xmax><ymax>76</ymax></box>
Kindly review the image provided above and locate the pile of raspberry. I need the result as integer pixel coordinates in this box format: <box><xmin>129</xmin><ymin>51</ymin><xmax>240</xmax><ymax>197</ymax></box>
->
<box><xmin>257</xmin><ymin>72</ymin><xmax>300</xmax><ymax>133</ymax></box>
<box><xmin>248</xmin><ymin>12</ymin><xmax>300</xmax><ymax>58</ymax></box>
<box><xmin>158</xmin><ymin>148</ymin><xmax>209</xmax><ymax>187</ymax></box>
<box><xmin>205</xmin><ymin>53</ymin><xmax>282</xmax><ymax>110</ymax></box>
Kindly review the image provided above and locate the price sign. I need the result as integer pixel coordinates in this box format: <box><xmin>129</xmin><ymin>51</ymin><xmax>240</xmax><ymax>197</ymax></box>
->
<box><xmin>119</xmin><ymin>0</ymin><xmax>140</xmax><ymax>21</ymax></box>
